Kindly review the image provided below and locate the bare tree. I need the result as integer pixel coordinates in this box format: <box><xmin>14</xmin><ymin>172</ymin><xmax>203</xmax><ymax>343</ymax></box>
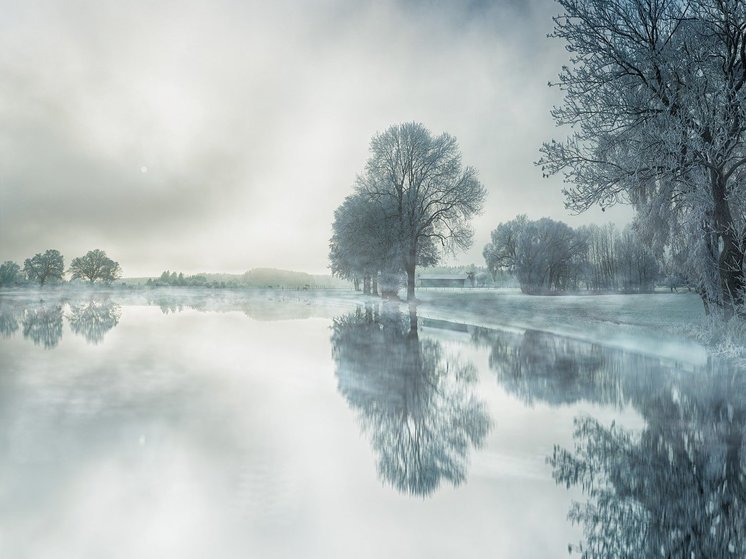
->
<box><xmin>23</xmin><ymin>249</ymin><xmax>64</xmax><ymax>287</ymax></box>
<box><xmin>357</xmin><ymin>122</ymin><xmax>486</xmax><ymax>301</ymax></box>
<box><xmin>539</xmin><ymin>0</ymin><xmax>746</xmax><ymax>317</ymax></box>
<box><xmin>69</xmin><ymin>249</ymin><xmax>122</xmax><ymax>285</ymax></box>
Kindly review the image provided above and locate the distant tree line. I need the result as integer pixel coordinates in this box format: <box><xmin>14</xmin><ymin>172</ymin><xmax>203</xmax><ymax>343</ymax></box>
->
<box><xmin>329</xmin><ymin>122</ymin><xmax>486</xmax><ymax>301</ymax></box>
<box><xmin>143</xmin><ymin>268</ymin><xmax>336</xmax><ymax>289</ymax></box>
<box><xmin>147</xmin><ymin>271</ymin><xmax>229</xmax><ymax>289</ymax></box>
<box><xmin>0</xmin><ymin>249</ymin><xmax>121</xmax><ymax>288</ymax></box>
<box><xmin>483</xmin><ymin>216</ymin><xmax>662</xmax><ymax>294</ymax></box>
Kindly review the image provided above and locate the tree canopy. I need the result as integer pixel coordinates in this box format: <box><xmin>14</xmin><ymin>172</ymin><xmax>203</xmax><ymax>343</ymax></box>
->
<box><xmin>483</xmin><ymin>216</ymin><xmax>659</xmax><ymax>293</ymax></box>
<box><xmin>23</xmin><ymin>249</ymin><xmax>65</xmax><ymax>287</ymax></box>
<box><xmin>69</xmin><ymin>249</ymin><xmax>122</xmax><ymax>285</ymax></box>
<box><xmin>330</xmin><ymin>122</ymin><xmax>486</xmax><ymax>301</ymax></box>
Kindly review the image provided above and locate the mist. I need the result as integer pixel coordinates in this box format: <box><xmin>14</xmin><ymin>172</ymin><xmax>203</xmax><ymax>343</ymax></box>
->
<box><xmin>0</xmin><ymin>0</ymin><xmax>630</xmax><ymax>276</ymax></box>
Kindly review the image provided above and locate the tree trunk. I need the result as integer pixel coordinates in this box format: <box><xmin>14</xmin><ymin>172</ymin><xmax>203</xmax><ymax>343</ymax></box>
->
<box><xmin>363</xmin><ymin>274</ymin><xmax>371</xmax><ymax>295</ymax></box>
<box><xmin>404</xmin><ymin>243</ymin><xmax>418</xmax><ymax>302</ymax></box>
<box><xmin>408</xmin><ymin>303</ymin><xmax>418</xmax><ymax>333</ymax></box>
<box><xmin>406</xmin><ymin>266</ymin><xmax>415</xmax><ymax>301</ymax></box>
<box><xmin>371</xmin><ymin>276</ymin><xmax>378</xmax><ymax>296</ymax></box>
<box><xmin>712</xmin><ymin>172</ymin><xmax>745</xmax><ymax>318</ymax></box>
<box><xmin>353</xmin><ymin>277</ymin><xmax>360</xmax><ymax>291</ymax></box>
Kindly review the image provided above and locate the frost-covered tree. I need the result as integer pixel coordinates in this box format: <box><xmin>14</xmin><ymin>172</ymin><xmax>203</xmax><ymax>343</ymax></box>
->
<box><xmin>616</xmin><ymin>226</ymin><xmax>660</xmax><ymax>292</ymax></box>
<box><xmin>484</xmin><ymin>216</ymin><xmax>589</xmax><ymax>293</ymax></box>
<box><xmin>23</xmin><ymin>249</ymin><xmax>64</xmax><ymax>287</ymax></box>
<box><xmin>539</xmin><ymin>0</ymin><xmax>746</xmax><ymax>317</ymax></box>
<box><xmin>356</xmin><ymin>122</ymin><xmax>486</xmax><ymax>301</ymax></box>
<box><xmin>485</xmin><ymin>217</ymin><xmax>660</xmax><ymax>293</ymax></box>
<box><xmin>69</xmin><ymin>249</ymin><xmax>122</xmax><ymax>285</ymax></box>
<box><xmin>579</xmin><ymin>224</ymin><xmax>618</xmax><ymax>291</ymax></box>
<box><xmin>0</xmin><ymin>261</ymin><xmax>21</xmax><ymax>287</ymax></box>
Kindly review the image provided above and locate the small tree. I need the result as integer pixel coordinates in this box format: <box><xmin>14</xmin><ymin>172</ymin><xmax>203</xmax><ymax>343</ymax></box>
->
<box><xmin>0</xmin><ymin>261</ymin><xmax>21</xmax><ymax>286</ymax></box>
<box><xmin>69</xmin><ymin>249</ymin><xmax>122</xmax><ymax>285</ymax></box>
<box><xmin>24</xmin><ymin>250</ymin><xmax>65</xmax><ymax>287</ymax></box>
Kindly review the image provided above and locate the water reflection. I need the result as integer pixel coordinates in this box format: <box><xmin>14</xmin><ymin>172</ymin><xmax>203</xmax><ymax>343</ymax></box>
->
<box><xmin>331</xmin><ymin>303</ymin><xmax>490</xmax><ymax>496</ymax></box>
<box><xmin>67</xmin><ymin>300</ymin><xmax>122</xmax><ymax>344</ymax></box>
<box><xmin>0</xmin><ymin>297</ymin><xmax>121</xmax><ymax>347</ymax></box>
<box><xmin>552</xmin><ymin>363</ymin><xmax>746</xmax><ymax>557</ymax></box>
<box><xmin>22</xmin><ymin>303</ymin><xmax>64</xmax><ymax>348</ymax></box>
<box><xmin>0</xmin><ymin>303</ymin><xmax>22</xmax><ymax>338</ymax></box>
<box><xmin>473</xmin><ymin>325</ymin><xmax>746</xmax><ymax>556</ymax></box>
<box><xmin>471</xmin><ymin>327</ymin><xmax>660</xmax><ymax>408</ymax></box>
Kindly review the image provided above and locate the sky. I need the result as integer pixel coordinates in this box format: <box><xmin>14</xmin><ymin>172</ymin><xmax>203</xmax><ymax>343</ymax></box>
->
<box><xmin>0</xmin><ymin>0</ymin><xmax>632</xmax><ymax>277</ymax></box>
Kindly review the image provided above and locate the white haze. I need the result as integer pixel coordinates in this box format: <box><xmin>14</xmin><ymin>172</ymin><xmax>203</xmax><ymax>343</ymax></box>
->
<box><xmin>0</xmin><ymin>0</ymin><xmax>632</xmax><ymax>277</ymax></box>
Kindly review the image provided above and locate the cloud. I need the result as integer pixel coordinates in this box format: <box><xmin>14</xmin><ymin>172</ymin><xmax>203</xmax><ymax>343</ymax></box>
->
<box><xmin>0</xmin><ymin>0</ymin><xmax>631</xmax><ymax>276</ymax></box>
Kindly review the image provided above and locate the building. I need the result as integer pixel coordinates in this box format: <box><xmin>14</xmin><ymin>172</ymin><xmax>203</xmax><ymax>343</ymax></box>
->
<box><xmin>418</xmin><ymin>273</ymin><xmax>469</xmax><ymax>288</ymax></box>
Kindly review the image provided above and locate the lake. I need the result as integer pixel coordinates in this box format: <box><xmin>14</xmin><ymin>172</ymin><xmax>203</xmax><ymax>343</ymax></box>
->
<box><xmin>0</xmin><ymin>290</ymin><xmax>743</xmax><ymax>558</ymax></box>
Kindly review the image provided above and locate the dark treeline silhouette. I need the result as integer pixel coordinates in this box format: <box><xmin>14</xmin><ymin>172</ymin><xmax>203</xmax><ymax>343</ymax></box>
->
<box><xmin>472</xmin><ymin>324</ymin><xmax>746</xmax><ymax>556</ymax></box>
<box><xmin>330</xmin><ymin>303</ymin><xmax>490</xmax><ymax>496</ymax></box>
<box><xmin>483</xmin><ymin>217</ymin><xmax>662</xmax><ymax>294</ymax></box>
<box><xmin>0</xmin><ymin>249</ymin><xmax>121</xmax><ymax>288</ymax></box>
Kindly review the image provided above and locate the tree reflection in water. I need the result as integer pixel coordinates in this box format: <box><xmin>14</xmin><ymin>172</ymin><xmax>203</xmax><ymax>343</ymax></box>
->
<box><xmin>474</xmin><ymin>326</ymin><xmax>746</xmax><ymax>556</ymax></box>
<box><xmin>0</xmin><ymin>301</ymin><xmax>23</xmax><ymax>338</ymax></box>
<box><xmin>67</xmin><ymin>299</ymin><xmax>122</xmax><ymax>344</ymax></box>
<box><xmin>331</xmin><ymin>303</ymin><xmax>490</xmax><ymax>497</ymax></box>
<box><xmin>21</xmin><ymin>302</ymin><xmax>65</xmax><ymax>349</ymax></box>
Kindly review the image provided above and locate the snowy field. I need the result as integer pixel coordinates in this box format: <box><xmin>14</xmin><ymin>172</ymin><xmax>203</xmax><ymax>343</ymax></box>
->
<box><xmin>416</xmin><ymin>289</ymin><xmax>708</xmax><ymax>364</ymax></box>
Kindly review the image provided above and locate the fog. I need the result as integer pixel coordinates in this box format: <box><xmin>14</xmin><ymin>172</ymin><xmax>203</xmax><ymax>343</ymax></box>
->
<box><xmin>0</xmin><ymin>0</ymin><xmax>631</xmax><ymax>276</ymax></box>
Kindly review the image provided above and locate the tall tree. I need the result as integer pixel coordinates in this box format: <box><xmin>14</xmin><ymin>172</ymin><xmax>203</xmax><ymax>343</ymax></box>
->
<box><xmin>357</xmin><ymin>122</ymin><xmax>486</xmax><ymax>301</ymax></box>
<box><xmin>23</xmin><ymin>250</ymin><xmax>64</xmax><ymax>287</ymax></box>
<box><xmin>539</xmin><ymin>0</ymin><xmax>746</xmax><ymax>317</ymax></box>
<box><xmin>69</xmin><ymin>249</ymin><xmax>122</xmax><ymax>285</ymax></box>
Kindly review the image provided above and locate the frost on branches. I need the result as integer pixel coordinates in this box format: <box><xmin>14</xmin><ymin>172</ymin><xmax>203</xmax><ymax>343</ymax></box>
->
<box><xmin>539</xmin><ymin>0</ymin><xmax>746</xmax><ymax>318</ymax></box>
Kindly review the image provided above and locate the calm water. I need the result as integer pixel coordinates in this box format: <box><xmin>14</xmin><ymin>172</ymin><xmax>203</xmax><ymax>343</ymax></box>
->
<box><xmin>0</xmin><ymin>292</ymin><xmax>743</xmax><ymax>558</ymax></box>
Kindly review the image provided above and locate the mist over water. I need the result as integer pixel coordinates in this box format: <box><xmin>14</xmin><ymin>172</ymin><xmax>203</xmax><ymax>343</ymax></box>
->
<box><xmin>0</xmin><ymin>290</ymin><xmax>740</xmax><ymax>557</ymax></box>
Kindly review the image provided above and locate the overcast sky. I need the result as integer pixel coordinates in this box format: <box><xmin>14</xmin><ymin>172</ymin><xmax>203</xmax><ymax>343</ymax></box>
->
<box><xmin>0</xmin><ymin>0</ymin><xmax>631</xmax><ymax>277</ymax></box>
